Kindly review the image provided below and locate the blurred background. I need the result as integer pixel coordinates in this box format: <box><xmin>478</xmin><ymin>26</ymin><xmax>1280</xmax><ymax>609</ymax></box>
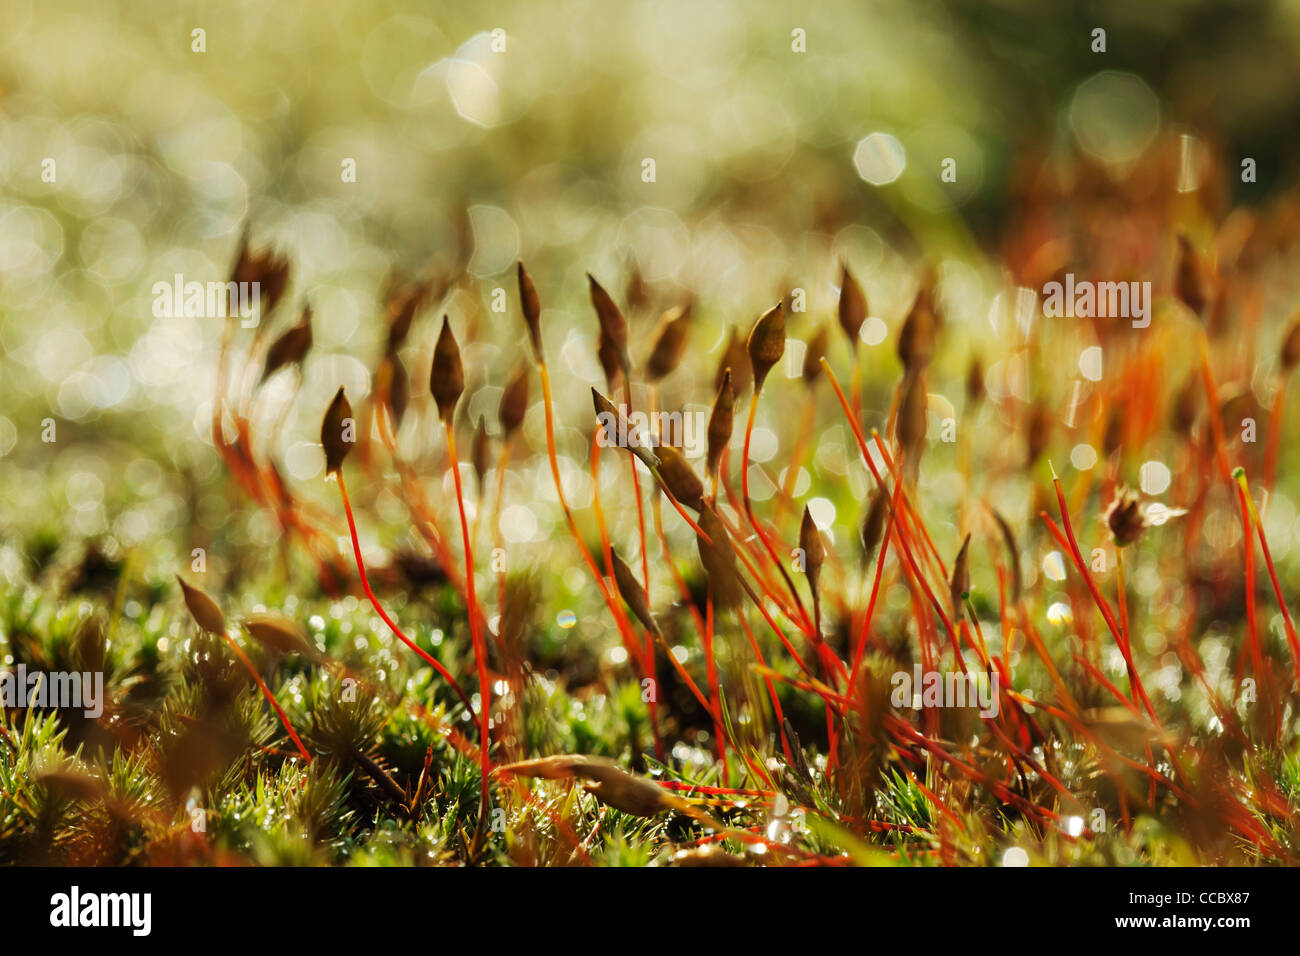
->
<box><xmin>2</xmin><ymin>0</ymin><xmax>1300</xmax><ymax>579</ymax></box>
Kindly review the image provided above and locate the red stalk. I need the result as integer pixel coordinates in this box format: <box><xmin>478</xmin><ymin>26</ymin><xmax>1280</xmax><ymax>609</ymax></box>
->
<box><xmin>590</xmin><ymin>431</ymin><xmax>655</xmax><ymax>669</ymax></box>
<box><xmin>740</xmin><ymin>394</ymin><xmax>816</xmax><ymax>637</ymax></box>
<box><xmin>444</xmin><ymin>424</ymin><xmax>495</xmax><ymax>810</ymax></box>
<box><xmin>537</xmin><ymin>363</ymin><xmax>642</xmax><ymax>650</ymax></box>
<box><xmin>1235</xmin><ymin>470</ymin><xmax>1300</xmax><ymax>686</ymax></box>
<box><xmin>223</xmin><ymin>634</ymin><xmax>311</xmax><ymax>762</ymax></box>
<box><xmin>623</xmin><ymin>379</ymin><xmax>652</xmax><ymax>607</ymax></box>
<box><xmin>651</xmin><ymin>494</ymin><xmax>707</xmax><ymax>638</ymax></box>
<box><xmin>590</xmin><ymin>428</ymin><xmax>664</xmax><ymax>760</ymax></box>
<box><xmin>1114</xmin><ymin>548</ymin><xmax>1134</xmax><ymax>705</ymax></box>
<box><xmin>736</xmin><ymin>611</ymin><xmax>792</xmax><ymax>762</ymax></box>
<box><xmin>704</xmin><ymin>594</ymin><xmax>728</xmax><ymax>776</ymax></box>
<box><xmin>336</xmin><ymin>471</ymin><xmax>473</xmax><ymax>714</ymax></box>
<box><xmin>848</xmin><ymin>499</ymin><xmax>895</xmax><ymax>688</ymax></box>
<box><xmin>1233</xmin><ymin>482</ymin><xmax>1265</xmax><ymax>691</ymax></box>
<box><xmin>820</xmin><ymin>359</ymin><xmax>959</xmax><ymax>646</ymax></box>
<box><xmin>1040</xmin><ymin>484</ymin><xmax>1160</xmax><ymax>728</ymax></box>
<box><xmin>871</xmin><ymin>433</ymin><xmax>948</xmax><ymax>582</ymax></box>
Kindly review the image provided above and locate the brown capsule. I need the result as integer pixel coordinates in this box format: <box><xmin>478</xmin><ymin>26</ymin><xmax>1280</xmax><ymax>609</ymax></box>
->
<box><xmin>838</xmin><ymin>262</ymin><xmax>868</xmax><ymax>343</ymax></box>
<box><xmin>494</xmin><ymin>753</ymin><xmax>588</xmax><ymax>781</ymax></box>
<box><xmin>917</xmin><ymin>265</ymin><xmax>941</xmax><ymax>325</ymax></box>
<box><xmin>1281</xmin><ymin>311</ymin><xmax>1300</xmax><ymax>372</ymax></box>
<box><xmin>496</xmin><ymin>754</ymin><xmax>680</xmax><ymax>818</ymax></box>
<box><xmin>35</xmin><ymin>768</ymin><xmax>105</xmax><ymax>804</ymax></box>
<box><xmin>645</xmin><ymin>304</ymin><xmax>691</xmax><ymax>381</ymax></box>
<box><xmin>596</xmin><ymin>335</ymin><xmax>623</xmax><ymax>390</ymax></box>
<box><xmin>707</xmin><ymin>370</ymin><xmax>735</xmax><ymax>479</ymax></box>
<box><xmin>746</xmin><ymin>302</ymin><xmax>785</xmax><ymax>393</ymax></box>
<box><xmin>392</xmin><ymin>549</ymin><xmax>447</xmax><ymax>590</ymax></box>
<box><xmin>260</xmin><ymin>306</ymin><xmax>313</xmax><ymax>383</ymax></box>
<box><xmin>1218</xmin><ymin>385</ymin><xmax>1258</xmax><ymax>438</ymax></box>
<box><xmin>950</xmin><ymin>533</ymin><xmax>971</xmax><ymax>619</ymax></box>
<box><xmin>591</xmin><ymin>388</ymin><xmax>660</xmax><ymax>470</ymax></box>
<box><xmin>656</xmin><ymin>444</ymin><xmax>704</xmax><ymax>511</ymax></box>
<box><xmin>377</xmin><ymin>352</ymin><xmax>410</xmax><ymax>427</ymax></box>
<box><xmin>471</xmin><ymin>418</ymin><xmax>490</xmax><ymax>488</ymax></box>
<box><xmin>580</xmin><ymin>764</ymin><xmax>677</xmax><ymax>816</ymax></box>
<box><xmin>1104</xmin><ymin>486</ymin><xmax>1146</xmax><ymax>547</ymax></box>
<box><xmin>588</xmin><ymin>273</ymin><xmax>630</xmax><ymax>379</ymax></box>
<box><xmin>177</xmin><ymin>575</ymin><xmax>226</xmax><ymax>635</ymax></box>
<box><xmin>1026</xmin><ymin>402</ymin><xmax>1052</xmax><ymax>464</ymax></box>
<box><xmin>243</xmin><ymin>613</ymin><xmax>314</xmax><ymax>658</ymax></box>
<box><xmin>801</xmin><ymin>324</ymin><xmax>830</xmax><ymax>384</ymax></box>
<box><xmin>610</xmin><ymin>547</ymin><xmax>657</xmax><ymax>636</ymax></box>
<box><xmin>517</xmin><ymin>261</ymin><xmax>543</xmax><ymax>362</ymax></box>
<box><xmin>859</xmin><ymin>488</ymin><xmax>888</xmax><ymax>562</ymax></box>
<box><xmin>716</xmin><ymin>326</ymin><xmax>752</xmax><ymax>396</ymax></box>
<box><xmin>625</xmin><ymin>262</ymin><xmax>650</xmax><ymax>314</ymax></box>
<box><xmin>696</xmin><ymin>505</ymin><xmax>742</xmax><ymax>610</ymax></box>
<box><xmin>1173</xmin><ymin>234</ymin><xmax>1214</xmax><ymax>317</ymax></box>
<box><xmin>430</xmin><ymin>315</ymin><xmax>464</xmax><ymax>425</ymax></box>
<box><xmin>991</xmin><ymin>510</ymin><xmax>1021</xmax><ymax>601</ymax></box>
<box><xmin>1080</xmin><ymin>707</ymin><xmax>1176</xmax><ymax>753</ymax></box>
<box><xmin>591</xmin><ymin>386</ymin><xmax>619</xmax><ymax>428</ymax></box>
<box><xmin>1102</xmin><ymin>404</ymin><xmax>1124</xmax><ymax>455</ymax></box>
<box><xmin>499</xmin><ymin>364</ymin><xmax>529</xmax><ymax>436</ymax></box>
<box><xmin>320</xmin><ymin>386</ymin><xmax>354</xmax><ymax>476</ymax></box>
<box><xmin>385</xmin><ymin>277</ymin><xmax>431</xmax><ymax>353</ymax></box>
<box><xmin>895</xmin><ymin>370</ymin><xmax>928</xmax><ymax>456</ymax></box>
<box><xmin>229</xmin><ymin>224</ymin><xmax>291</xmax><ymax>321</ymax></box>
<box><xmin>1103</xmin><ymin>486</ymin><xmax>1186</xmax><ymax>547</ymax></box>
<box><xmin>966</xmin><ymin>357</ymin><xmax>985</xmax><ymax>405</ymax></box>
<box><xmin>72</xmin><ymin>615</ymin><xmax>106</xmax><ymax>673</ymax></box>
<box><xmin>1170</xmin><ymin>374</ymin><xmax>1196</xmax><ymax>434</ymax></box>
<box><xmin>897</xmin><ymin>290</ymin><xmax>936</xmax><ymax>372</ymax></box>
<box><xmin>799</xmin><ymin>506</ymin><xmax>826</xmax><ymax>597</ymax></box>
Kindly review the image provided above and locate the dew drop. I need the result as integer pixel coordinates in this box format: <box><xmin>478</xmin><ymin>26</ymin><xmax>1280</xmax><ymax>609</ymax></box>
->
<box><xmin>1002</xmin><ymin>846</ymin><xmax>1030</xmax><ymax>867</ymax></box>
